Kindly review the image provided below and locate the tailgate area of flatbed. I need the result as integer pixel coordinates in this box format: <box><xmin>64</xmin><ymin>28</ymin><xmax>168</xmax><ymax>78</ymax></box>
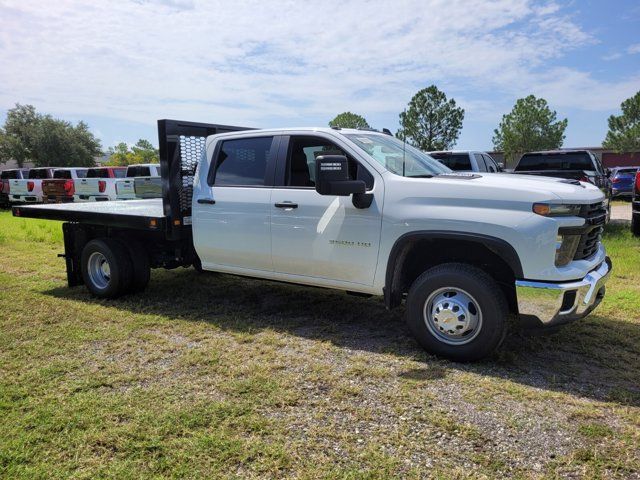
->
<box><xmin>12</xmin><ymin>199</ymin><xmax>166</xmax><ymax>231</ymax></box>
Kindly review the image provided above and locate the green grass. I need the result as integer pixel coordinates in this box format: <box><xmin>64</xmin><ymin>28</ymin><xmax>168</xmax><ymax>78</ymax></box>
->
<box><xmin>0</xmin><ymin>209</ymin><xmax>639</xmax><ymax>478</ymax></box>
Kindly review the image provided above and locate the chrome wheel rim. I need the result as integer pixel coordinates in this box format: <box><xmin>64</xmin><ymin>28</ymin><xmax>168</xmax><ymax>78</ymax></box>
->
<box><xmin>87</xmin><ymin>252</ymin><xmax>111</xmax><ymax>289</ymax></box>
<box><xmin>423</xmin><ymin>287</ymin><xmax>483</xmax><ymax>345</ymax></box>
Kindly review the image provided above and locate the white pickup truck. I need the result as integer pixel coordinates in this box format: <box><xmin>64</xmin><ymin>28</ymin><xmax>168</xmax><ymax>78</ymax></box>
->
<box><xmin>74</xmin><ymin>167</ymin><xmax>127</xmax><ymax>202</ymax></box>
<box><xmin>12</xmin><ymin>120</ymin><xmax>611</xmax><ymax>361</ymax></box>
<box><xmin>114</xmin><ymin>164</ymin><xmax>161</xmax><ymax>200</ymax></box>
<box><xmin>9</xmin><ymin>167</ymin><xmax>54</xmax><ymax>203</ymax></box>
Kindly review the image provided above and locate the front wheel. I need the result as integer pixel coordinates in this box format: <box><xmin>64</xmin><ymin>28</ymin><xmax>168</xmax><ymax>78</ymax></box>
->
<box><xmin>406</xmin><ymin>263</ymin><xmax>508</xmax><ymax>362</ymax></box>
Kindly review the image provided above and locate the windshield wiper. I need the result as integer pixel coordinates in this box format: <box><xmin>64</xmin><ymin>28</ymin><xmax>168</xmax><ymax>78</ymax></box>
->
<box><xmin>408</xmin><ymin>174</ymin><xmax>434</xmax><ymax>178</ymax></box>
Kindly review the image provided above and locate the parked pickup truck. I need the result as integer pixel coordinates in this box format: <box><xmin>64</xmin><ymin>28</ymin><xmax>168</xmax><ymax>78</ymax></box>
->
<box><xmin>74</xmin><ymin>167</ymin><xmax>127</xmax><ymax>202</ymax></box>
<box><xmin>115</xmin><ymin>164</ymin><xmax>161</xmax><ymax>200</ymax></box>
<box><xmin>12</xmin><ymin>120</ymin><xmax>612</xmax><ymax>361</ymax></box>
<box><xmin>9</xmin><ymin>167</ymin><xmax>54</xmax><ymax>204</ymax></box>
<box><xmin>513</xmin><ymin>150</ymin><xmax>611</xmax><ymax>219</ymax></box>
<box><xmin>42</xmin><ymin>168</ymin><xmax>88</xmax><ymax>203</ymax></box>
<box><xmin>1</xmin><ymin>169</ymin><xmax>29</xmax><ymax>207</ymax></box>
<box><xmin>428</xmin><ymin>151</ymin><xmax>503</xmax><ymax>173</ymax></box>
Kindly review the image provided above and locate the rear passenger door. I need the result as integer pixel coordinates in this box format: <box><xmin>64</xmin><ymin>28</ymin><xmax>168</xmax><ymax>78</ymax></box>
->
<box><xmin>270</xmin><ymin>134</ymin><xmax>383</xmax><ymax>286</ymax></box>
<box><xmin>193</xmin><ymin>135</ymin><xmax>278</xmax><ymax>272</ymax></box>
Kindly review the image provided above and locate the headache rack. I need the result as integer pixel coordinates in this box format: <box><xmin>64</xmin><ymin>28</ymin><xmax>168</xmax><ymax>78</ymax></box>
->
<box><xmin>158</xmin><ymin>119</ymin><xmax>255</xmax><ymax>240</ymax></box>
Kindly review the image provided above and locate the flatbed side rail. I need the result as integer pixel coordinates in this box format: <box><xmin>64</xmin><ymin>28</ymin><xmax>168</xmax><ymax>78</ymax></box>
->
<box><xmin>12</xmin><ymin>204</ymin><xmax>166</xmax><ymax>231</ymax></box>
<box><xmin>158</xmin><ymin>119</ymin><xmax>255</xmax><ymax>240</ymax></box>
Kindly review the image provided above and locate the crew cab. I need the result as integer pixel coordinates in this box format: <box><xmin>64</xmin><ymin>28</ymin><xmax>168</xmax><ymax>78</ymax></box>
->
<box><xmin>428</xmin><ymin>151</ymin><xmax>503</xmax><ymax>172</ymax></box>
<box><xmin>514</xmin><ymin>150</ymin><xmax>611</xmax><ymax>219</ymax></box>
<box><xmin>1</xmin><ymin>169</ymin><xmax>29</xmax><ymax>207</ymax></box>
<box><xmin>12</xmin><ymin>120</ymin><xmax>612</xmax><ymax>362</ymax></box>
<box><xmin>74</xmin><ymin>167</ymin><xmax>127</xmax><ymax>202</ymax></box>
<box><xmin>9</xmin><ymin>167</ymin><xmax>54</xmax><ymax>203</ymax></box>
<box><xmin>42</xmin><ymin>168</ymin><xmax>88</xmax><ymax>203</ymax></box>
<box><xmin>115</xmin><ymin>164</ymin><xmax>161</xmax><ymax>200</ymax></box>
<box><xmin>633</xmin><ymin>170</ymin><xmax>640</xmax><ymax>236</ymax></box>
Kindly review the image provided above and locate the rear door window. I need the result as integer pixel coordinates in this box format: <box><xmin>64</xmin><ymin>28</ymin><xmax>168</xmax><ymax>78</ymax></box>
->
<box><xmin>211</xmin><ymin>136</ymin><xmax>275</xmax><ymax>186</ymax></box>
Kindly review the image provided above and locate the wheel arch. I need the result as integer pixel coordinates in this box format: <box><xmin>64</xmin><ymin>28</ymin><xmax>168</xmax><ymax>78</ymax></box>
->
<box><xmin>384</xmin><ymin>231</ymin><xmax>523</xmax><ymax>311</ymax></box>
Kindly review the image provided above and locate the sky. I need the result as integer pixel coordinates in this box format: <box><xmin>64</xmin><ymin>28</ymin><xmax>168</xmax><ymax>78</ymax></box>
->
<box><xmin>0</xmin><ymin>0</ymin><xmax>639</xmax><ymax>151</ymax></box>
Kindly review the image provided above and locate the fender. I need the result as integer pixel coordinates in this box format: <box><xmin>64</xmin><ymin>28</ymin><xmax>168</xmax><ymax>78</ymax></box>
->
<box><xmin>384</xmin><ymin>230</ymin><xmax>524</xmax><ymax>308</ymax></box>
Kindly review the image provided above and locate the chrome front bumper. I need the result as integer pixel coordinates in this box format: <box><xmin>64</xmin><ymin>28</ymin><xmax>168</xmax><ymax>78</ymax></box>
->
<box><xmin>515</xmin><ymin>257</ymin><xmax>612</xmax><ymax>326</ymax></box>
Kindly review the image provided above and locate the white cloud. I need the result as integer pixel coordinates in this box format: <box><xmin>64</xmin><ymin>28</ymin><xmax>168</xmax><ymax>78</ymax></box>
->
<box><xmin>0</xmin><ymin>0</ymin><xmax>636</xmax><ymax>132</ymax></box>
<box><xmin>628</xmin><ymin>43</ymin><xmax>640</xmax><ymax>54</ymax></box>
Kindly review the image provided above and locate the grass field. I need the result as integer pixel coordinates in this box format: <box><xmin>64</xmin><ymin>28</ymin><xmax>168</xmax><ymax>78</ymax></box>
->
<box><xmin>0</xmin><ymin>210</ymin><xmax>639</xmax><ymax>479</ymax></box>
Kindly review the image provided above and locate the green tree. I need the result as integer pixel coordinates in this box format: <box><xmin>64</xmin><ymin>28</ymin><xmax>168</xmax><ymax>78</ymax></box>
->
<box><xmin>0</xmin><ymin>104</ymin><xmax>38</xmax><ymax>167</ymax></box>
<box><xmin>0</xmin><ymin>103</ymin><xmax>102</xmax><ymax>167</ymax></box>
<box><xmin>493</xmin><ymin>95</ymin><xmax>567</xmax><ymax>164</ymax></box>
<box><xmin>105</xmin><ymin>139</ymin><xmax>158</xmax><ymax>166</ymax></box>
<box><xmin>328</xmin><ymin>112</ymin><xmax>370</xmax><ymax>129</ymax></box>
<box><xmin>603</xmin><ymin>90</ymin><xmax>640</xmax><ymax>152</ymax></box>
<box><xmin>396</xmin><ymin>85</ymin><xmax>464</xmax><ymax>151</ymax></box>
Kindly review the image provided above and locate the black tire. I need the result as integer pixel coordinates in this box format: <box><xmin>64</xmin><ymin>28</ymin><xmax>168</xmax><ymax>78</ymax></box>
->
<box><xmin>406</xmin><ymin>263</ymin><xmax>508</xmax><ymax>362</ymax></box>
<box><xmin>120</xmin><ymin>239</ymin><xmax>150</xmax><ymax>292</ymax></box>
<box><xmin>81</xmin><ymin>238</ymin><xmax>133</xmax><ymax>299</ymax></box>
<box><xmin>633</xmin><ymin>213</ymin><xmax>640</xmax><ymax>237</ymax></box>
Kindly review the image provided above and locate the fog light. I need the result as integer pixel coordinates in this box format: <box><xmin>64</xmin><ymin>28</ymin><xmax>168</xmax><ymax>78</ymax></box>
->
<box><xmin>555</xmin><ymin>234</ymin><xmax>581</xmax><ymax>266</ymax></box>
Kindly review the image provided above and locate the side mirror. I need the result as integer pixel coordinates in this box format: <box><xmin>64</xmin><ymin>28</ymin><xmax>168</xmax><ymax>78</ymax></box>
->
<box><xmin>315</xmin><ymin>155</ymin><xmax>366</xmax><ymax>196</ymax></box>
<box><xmin>497</xmin><ymin>162</ymin><xmax>505</xmax><ymax>171</ymax></box>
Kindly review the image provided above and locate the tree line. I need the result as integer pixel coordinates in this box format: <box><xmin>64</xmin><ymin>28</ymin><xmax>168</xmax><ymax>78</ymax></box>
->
<box><xmin>330</xmin><ymin>88</ymin><xmax>640</xmax><ymax>164</ymax></box>
<box><xmin>2</xmin><ymin>88</ymin><xmax>638</xmax><ymax>168</ymax></box>
<box><xmin>0</xmin><ymin>104</ymin><xmax>158</xmax><ymax>168</ymax></box>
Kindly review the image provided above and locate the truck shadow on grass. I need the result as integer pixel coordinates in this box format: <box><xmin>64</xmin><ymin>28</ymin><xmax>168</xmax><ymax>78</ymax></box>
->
<box><xmin>45</xmin><ymin>268</ymin><xmax>640</xmax><ymax>407</ymax></box>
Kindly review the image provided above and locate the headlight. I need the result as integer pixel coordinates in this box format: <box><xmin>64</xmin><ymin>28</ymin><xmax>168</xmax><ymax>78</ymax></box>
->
<box><xmin>533</xmin><ymin>203</ymin><xmax>582</xmax><ymax>216</ymax></box>
<box><xmin>555</xmin><ymin>233</ymin><xmax>581</xmax><ymax>266</ymax></box>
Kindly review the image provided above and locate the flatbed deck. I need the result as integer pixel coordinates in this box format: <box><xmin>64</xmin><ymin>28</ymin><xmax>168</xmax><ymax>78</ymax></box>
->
<box><xmin>12</xmin><ymin>199</ymin><xmax>166</xmax><ymax>231</ymax></box>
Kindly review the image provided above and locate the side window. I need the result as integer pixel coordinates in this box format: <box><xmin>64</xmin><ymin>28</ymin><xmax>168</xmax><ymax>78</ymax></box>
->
<box><xmin>483</xmin><ymin>154</ymin><xmax>498</xmax><ymax>173</ymax></box>
<box><xmin>474</xmin><ymin>154</ymin><xmax>487</xmax><ymax>172</ymax></box>
<box><xmin>286</xmin><ymin>136</ymin><xmax>373</xmax><ymax>189</ymax></box>
<box><xmin>213</xmin><ymin>136</ymin><xmax>274</xmax><ymax>186</ymax></box>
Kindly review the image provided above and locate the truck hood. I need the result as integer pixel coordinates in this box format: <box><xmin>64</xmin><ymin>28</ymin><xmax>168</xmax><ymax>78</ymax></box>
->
<box><xmin>389</xmin><ymin>172</ymin><xmax>604</xmax><ymax>206</ymax></box>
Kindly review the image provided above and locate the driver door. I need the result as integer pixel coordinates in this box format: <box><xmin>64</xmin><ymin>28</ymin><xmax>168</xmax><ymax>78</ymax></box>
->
<box><xmin>270</xmin><ymin>135</ymin><xmax>383</xmax><ymax>286</ymax></box>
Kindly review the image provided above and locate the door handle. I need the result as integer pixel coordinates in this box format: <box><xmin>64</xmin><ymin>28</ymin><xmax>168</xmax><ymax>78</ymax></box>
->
<box><xmin>197</xmin><ymin>198</ymin><xmax>216</xmax><ymax>205</ymax></box>
<box><xmin>275</xmin><ymin>202</ymin><xmax>298</xmax><ymax>209</ymax></box>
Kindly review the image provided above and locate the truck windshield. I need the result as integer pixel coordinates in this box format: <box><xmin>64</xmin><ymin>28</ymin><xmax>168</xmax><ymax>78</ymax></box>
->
<box><xmin>345</xmin><ymin>134</ymin><xmax>450</xmax><ymax>177</ymax></box>
<box><xmin>516</xmin><ymin>153</ymin><xmax>593</xmax><ymax>171</ymax></box>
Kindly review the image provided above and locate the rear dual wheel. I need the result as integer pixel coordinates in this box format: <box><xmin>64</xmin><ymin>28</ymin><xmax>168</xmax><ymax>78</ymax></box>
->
<box><xmin>81</xmin><ymin>238</ymin><xmax>150</xmax><ymax>298</ymax></box>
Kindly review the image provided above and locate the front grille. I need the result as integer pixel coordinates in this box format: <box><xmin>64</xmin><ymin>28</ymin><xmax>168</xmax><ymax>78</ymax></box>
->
<box><xmin>574</xmin><ymin>202</ymin><xmax>606</xmax><ymax>260</ymax></box>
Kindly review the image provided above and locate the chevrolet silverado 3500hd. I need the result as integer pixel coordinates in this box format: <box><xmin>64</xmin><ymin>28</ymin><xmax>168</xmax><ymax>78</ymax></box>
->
<box><xmin>12</xmin><ymin>120</ymin><xmax>611</xmax><ymax>361</ymax></box>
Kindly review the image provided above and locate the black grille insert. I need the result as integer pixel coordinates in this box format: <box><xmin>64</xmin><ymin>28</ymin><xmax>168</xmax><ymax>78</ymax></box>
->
<box><xmin>573</xmin><ymin>202</ymin><xmax>606</xmax><ymax>261</ymax></box>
